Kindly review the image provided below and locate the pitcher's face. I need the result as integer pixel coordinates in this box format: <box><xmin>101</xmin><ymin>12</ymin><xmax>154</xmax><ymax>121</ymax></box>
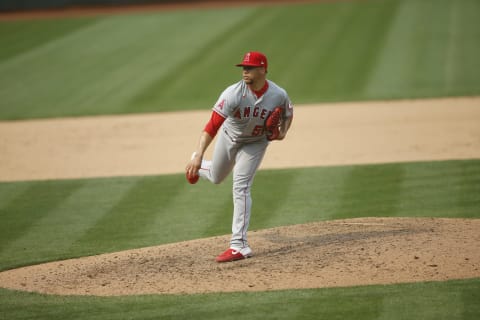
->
<box><xmin>242</xmin><ymin>66</ymin><xmax>265</xmax><ymax>85</ymax></box>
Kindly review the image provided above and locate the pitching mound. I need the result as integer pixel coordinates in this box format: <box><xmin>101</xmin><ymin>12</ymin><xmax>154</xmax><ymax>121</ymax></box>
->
<box><xmin>0</xmin><ymin>217</ymin><xmax>478</xmax><ymax>296</ymax></box>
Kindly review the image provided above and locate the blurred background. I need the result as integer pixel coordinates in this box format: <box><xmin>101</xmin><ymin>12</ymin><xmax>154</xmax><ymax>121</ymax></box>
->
<box><xmin>1</xmin><ymin>0</ymin><xmax>478</xmax><ymax>120</ymax></box>
<box><xmin>0</xmin><ymin>0</ymin><xmax>225</xmax><ymax>12</ymax></box>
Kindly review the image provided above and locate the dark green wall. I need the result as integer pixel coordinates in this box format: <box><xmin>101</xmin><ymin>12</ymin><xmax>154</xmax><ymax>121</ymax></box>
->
<box><xmin>0</xmin><ymin>0</ymin><xmax>211</xmax><ymax>12</ymax></box>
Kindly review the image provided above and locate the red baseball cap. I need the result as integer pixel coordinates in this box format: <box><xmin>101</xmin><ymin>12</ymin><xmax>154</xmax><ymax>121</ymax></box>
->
<box><xmin>236</xmin><ymin>51</ymin><xmax>268</xmax><ymax>70</ymax></box>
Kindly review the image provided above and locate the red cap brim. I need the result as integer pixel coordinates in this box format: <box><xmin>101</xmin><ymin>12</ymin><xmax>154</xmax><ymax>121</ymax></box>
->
<box><xmin>235</xmin><ymin>63</ymin><xmax>265</xmax><ymax>67</ymax></box>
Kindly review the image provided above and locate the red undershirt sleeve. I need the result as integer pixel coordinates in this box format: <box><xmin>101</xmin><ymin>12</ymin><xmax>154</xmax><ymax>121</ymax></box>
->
<box><xmin>204</xmin><ymin>110</ymin><xmax>226</xmax><ymax>138</ymax></box>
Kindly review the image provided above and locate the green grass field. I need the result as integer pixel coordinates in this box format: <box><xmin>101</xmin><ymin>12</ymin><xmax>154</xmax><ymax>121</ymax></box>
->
<box><xmin>0</xmin><ymin>0</ymin><xmax>479</xmax><ymax>319</ymax></box>
<box><xmin>0</xmin><ymin>0</ymin><xmax>479</xmax><ymax>119</ymax></box>
<box><xmin>1</xmin><ymin>279</ymin><xmax>479</xmax><ymax>319</ymax></box>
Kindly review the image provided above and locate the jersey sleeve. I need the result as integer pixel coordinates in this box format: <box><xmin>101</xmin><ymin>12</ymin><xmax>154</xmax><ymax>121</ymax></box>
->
<box><xmin>204</xmin><ymin>111</ymin><xmax>226</xmax><ymax>138</ymax></box>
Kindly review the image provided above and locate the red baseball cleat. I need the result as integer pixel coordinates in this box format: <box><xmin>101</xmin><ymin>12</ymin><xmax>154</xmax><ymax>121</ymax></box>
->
<box><xmin>216</xmin><ymin>247</ymin><xmax>252</xmax><ymax>263</ymax></box>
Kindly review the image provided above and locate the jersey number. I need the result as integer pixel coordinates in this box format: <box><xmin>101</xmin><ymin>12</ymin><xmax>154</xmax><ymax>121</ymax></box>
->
<box><xmin>251</xmin><ymin>125</ymin><xmax>264</xmax><ymax>136</ymax></box>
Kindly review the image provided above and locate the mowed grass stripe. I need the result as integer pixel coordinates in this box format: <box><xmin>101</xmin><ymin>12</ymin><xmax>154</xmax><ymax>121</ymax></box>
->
<box><xmin>72</xmin><ymin>174</ymin><xmax>233</xmax><ymax>253</ymax></box>
<box><xmin>0</xmin><ymin>17</ymin><xmax>99</xmax><ymax>63</ymax></box>
<box><xmin>0</xmin><ymin>7</ymin><xmax>256</xmax><ymax>120</ymax></box>
<box><xmin>0</xmin><ymin>18</ymin><xmax>108</xmax><ymax>118</ymax></box>
<box><xmin>0</xmin><ymin>182</ymin><xmax>30</xmax><ymax>212</ymax></box>
<box><xmin>129</xmin><ymin>8</ymin><xmax>259</xmax><ymax>112</ymax></box>
<box><xmin>0</xmin><ymin>180</ymin><xmax>84</xmax><ymax>253</ymax></box>
<box><xmin>75</xmin><ymin>176</ymin><xmax>182</xmax><ymax>252</ymax></box>
<box><xmin>364</xmin><ymin>0</ymin><xmax>480</xmax><ymax>99</ymax></box>
<box><xmin>0</xmin><ymin>179</ymin><xmax>136</xmax><ymax>270</ymax></box>
<box><xmin>299</xmin><ymin>0</ymin><xmax>400</xmax><ymax>101</ymax></box>
<box><xmin>250</xmin><ymin>169</ymin><xmax>299</xmax><ymax>229</ymax></box>
<box><xmin>331</xmin><ymin>164</ymin><xmax>405</xmax><ymax>220</ymax></box>
<box><xmin>446</xmin><ymin>0</ymin><xmax>480</xmax><ymax>93</ymax></box>
<box><xmin>399</xmin><ymin>161</ymin><xmax>480</xmax><ymax>217</ymax></box>
<box><xmin>0</xmin><ymin>278</ymin><xmax>478</xmax><ymax>319</ymax></box>
<box><xmin>252</xmin><ymin>160</ymin><xmax>480</xmax><ymax>231</ymax></box>
<box><xmin>168</xmin><ymin>176</ymin><xmax>235</xmax><ymax>239</ymax></box>
<box><xmin>459</xmin><ymin>163</ymin><xmax>480</xmax><ymax>216</ymax></box>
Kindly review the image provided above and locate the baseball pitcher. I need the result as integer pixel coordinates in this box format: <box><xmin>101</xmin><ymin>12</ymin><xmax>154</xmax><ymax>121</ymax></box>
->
<box><xmin>185</xmin><ymin>51</ymin><xmax>293</xmax><ymax>262</ymax></box>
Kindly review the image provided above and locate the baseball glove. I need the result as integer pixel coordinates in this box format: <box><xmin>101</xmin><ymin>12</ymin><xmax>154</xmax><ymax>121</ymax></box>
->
<box><xmin>265</xmin><ymin>107</ymin><xmax>282</xmax><ymax>141</ymax></box>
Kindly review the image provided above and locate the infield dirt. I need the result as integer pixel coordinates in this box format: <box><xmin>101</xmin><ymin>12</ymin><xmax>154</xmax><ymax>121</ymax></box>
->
<box><xmin>1</xmin><ymin>97</ymin><xmax>479</xmax><ymax>182</ymax></box>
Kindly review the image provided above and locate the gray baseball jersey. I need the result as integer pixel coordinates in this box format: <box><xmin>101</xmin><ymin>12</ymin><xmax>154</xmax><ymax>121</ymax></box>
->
<box><xmin>213</xmin><ymin>79</ymin><xmax>293</xmax><ymax>142</ymax></box>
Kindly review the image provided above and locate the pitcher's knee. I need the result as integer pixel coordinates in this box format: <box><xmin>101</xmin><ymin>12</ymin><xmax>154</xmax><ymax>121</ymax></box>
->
<box><xmin>210</xmin><ymin>172</ymin><xmax>227</xmax><ymax>185</ymax></box>
<box><xmin>211</xmin><ymin>177</ymin><xmax>222</xmax><ymax>184</ymax></box>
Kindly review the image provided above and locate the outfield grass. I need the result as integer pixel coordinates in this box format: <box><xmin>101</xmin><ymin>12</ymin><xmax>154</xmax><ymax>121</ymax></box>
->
<box><xmin>1</xmin><ymin>278</ymin><xmax>479</xmax><ymax>320</ymax></box>
<box><xmin>1</xmin><ymin>0</ymin><xmax>479</xmax><ymax>120</ymax></box>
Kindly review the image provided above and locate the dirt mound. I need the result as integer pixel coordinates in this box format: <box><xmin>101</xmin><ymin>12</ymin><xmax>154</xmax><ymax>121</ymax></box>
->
<box><xmin>0</xmin><ymin>217</ymin><xmax>478</xmax><ymax>296</ymax></box>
